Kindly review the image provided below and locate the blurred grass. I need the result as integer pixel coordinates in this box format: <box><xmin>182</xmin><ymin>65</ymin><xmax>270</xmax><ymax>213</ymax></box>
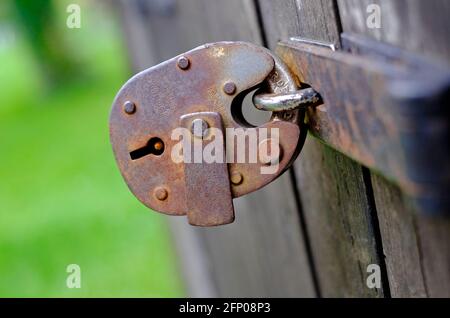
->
<box><xmin>0</xmin><ymin>2</ymin><xmax>184</xmax><ymax>297</ymax></box>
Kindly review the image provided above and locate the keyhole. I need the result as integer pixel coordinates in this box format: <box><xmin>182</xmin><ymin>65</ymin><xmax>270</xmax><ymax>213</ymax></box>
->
<box><xmin>129</xmin><ymin>137</ymin><xmax>164</xmax><ymax>160</ymax></box>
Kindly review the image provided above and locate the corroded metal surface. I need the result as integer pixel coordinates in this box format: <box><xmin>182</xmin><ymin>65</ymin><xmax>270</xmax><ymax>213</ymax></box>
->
<box><xmin>180</xmin><ymin>112</ymin><xmax>234</xmax><ymax>226</ymax></box>
<box><xmin>278</xmin><ymin>35</ymin><xmax>450</xmax><ymax>215</ymax></box>
<box><xmin>110</xmin><ymin>42</ymin><xmax>303</xmax><ymax>224</ymax></box>
<box><xmin>253</xmin><ymin>87</ymin><xmax>321</xmax><ymax>111</ymax></box>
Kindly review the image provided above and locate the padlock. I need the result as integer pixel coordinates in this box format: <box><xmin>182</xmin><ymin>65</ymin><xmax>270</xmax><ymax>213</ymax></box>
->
<box><xmin>109</xmin><ymin>42</ymin><xmax>318</xmax><ymax>226</ymax></box>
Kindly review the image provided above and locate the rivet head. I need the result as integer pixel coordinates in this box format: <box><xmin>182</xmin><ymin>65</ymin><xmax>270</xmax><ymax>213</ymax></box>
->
<box><xmin>177</xmin><ymin>56</ymin><xmax>190</xmax><ymax>70</ymax></box>
<box><xmin>154</xmin><ymin>187</ymin><xmax>168</xmax><ymax>201</ymax></box>
<box><xmin>259</xmin><ymin>139</ymin><xmax>283</xmax><ymax>165</ymax></box>
<box><xmin>230</xmin><ymin>171</ymin><xmax>243</xmax><ymax>185</ymax></box>
<box><xmin>223</xmin><ymin>81</ymin><xmax>237</xmax><ymax>95</ymax></box>
<box><xmin>191</xmin><ymin>118</ymin><xmax>209</xmax><ymax>138</ymax></box>
<box><xmin>123</xmin><ymin>101</ymin><xmax>136</xmax><ymax>114</ymax></box>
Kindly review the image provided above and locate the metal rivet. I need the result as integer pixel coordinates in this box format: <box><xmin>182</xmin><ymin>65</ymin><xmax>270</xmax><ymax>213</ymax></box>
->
<box><xmin>259</xmin><ymin>139</ymin><xmax>283</xmax><ymax>165</ymax></box>
<box><xmin>177</xmin><ymin>56</ymin><xmax>190</xmax><ymax>70</ymax></box>
<box><xmin>223</xmin><ymin>81</ymin><xmax>237</xmax><ymax>95</ymax></box>
<box><xmin>154</xmin><ymin>187</ymin><xmax>168</xmax><ymax>201</ymax></box>
<box><xmin>191</xmin><ymin>118</ymin><xmax>209</xmax><ymax>138</ymax></box>
<box><xmin>230</xmin><ymin>171</ymin><xmax>243</xmax><ymax>185</ymax></box>
<box><xmin>123</xmin><ymin>101</ymin><xmax>136</xmax><ymax>114</ymax></box>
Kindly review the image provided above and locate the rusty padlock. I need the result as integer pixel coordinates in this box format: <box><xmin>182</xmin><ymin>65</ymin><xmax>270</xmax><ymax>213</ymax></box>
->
<box><xmin>109</xmin><ymin>42</ymin><xmax>318</xmax><ymax>226</ymax></box>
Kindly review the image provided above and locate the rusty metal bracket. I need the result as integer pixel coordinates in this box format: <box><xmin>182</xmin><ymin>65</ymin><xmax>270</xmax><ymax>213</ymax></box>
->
<box><xmin>278</xmin><ymin>34</ymin><xmax>450</xmax><ymax>216</ymax></box>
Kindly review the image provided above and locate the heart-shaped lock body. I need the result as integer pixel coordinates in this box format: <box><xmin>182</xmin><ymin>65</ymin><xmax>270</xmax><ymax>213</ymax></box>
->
<box><xmin>109</xmin><ymin>42</ymin><xmax>305</xmax><ymax>226</ymax></box>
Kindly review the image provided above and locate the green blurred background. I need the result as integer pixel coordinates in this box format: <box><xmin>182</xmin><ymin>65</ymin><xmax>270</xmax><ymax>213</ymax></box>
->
<box><xmin>0</xmin><ymin>0</ymin><xmax>184</xmax><ymax>297</ymax></box>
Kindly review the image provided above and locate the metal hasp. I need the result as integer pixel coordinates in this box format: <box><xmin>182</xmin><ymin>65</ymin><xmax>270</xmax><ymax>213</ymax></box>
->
<box><xmin>278</xmin><ymin>34</ymin><xmax>450</xmax><ymax>216</ymax></box>
<box><xmin>180</xmin><ymin>112</ymin><xmax>234</xmax><ymax>226</ymax></box>
<box><xmin>109</xmin><ymin>42</ymin><xmax>304</xmax><ymax>226</ymax></box>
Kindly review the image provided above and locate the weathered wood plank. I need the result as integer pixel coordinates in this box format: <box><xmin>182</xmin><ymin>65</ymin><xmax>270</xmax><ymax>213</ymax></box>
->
<box><xmin>168</xmin><ymin>218</ymin><xmax>218</xmax><ymax>297</ymax></box>
<box><xmin>117</xmin><ymin>0</ymin><xmax>158</xmax><ymax>72</ymax></box>
<box><xmin>134</xmin><ymin>0</ymin><xmax>316</xmax><ymax>297</ymax></box>
<box><xmin>258</xmin><ymin>0</ymin><xmax>386</xmax><ymax>297</ymax></box>
<box><xmin>297</xmin><ymin>139</ymin><xmax>385</xmax><ymax>297</ymax></box>
<box><xmin>338</xmin><ymin>0</ymin><xmax>450</xmax><ymax>297</ymax></box>
<box><xmin>338</xmin><ymin>0</ymin><xmax>450</xmax><ymax>64</ymax></box>
<box><xmin>259</xmin><ymin>0</ymin><xmax>341</xmax><ymax>49</ymax></box>
<box><xmin>200</xmin><ymin>175</ymin><xmax>315</xmax><ymax>297</ymax></box>
<box><xmin>370</xmin><ymin>174</ymin><xmax>427</xmax><ymax>297</ymax></box>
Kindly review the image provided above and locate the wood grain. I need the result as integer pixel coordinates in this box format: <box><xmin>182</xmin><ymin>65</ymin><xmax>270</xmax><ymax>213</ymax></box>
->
<box><xmin>200</xmin><ymin>175</ymin><xmax>316</xmax><ymax>297</ymax></box>
<box><xmin>258</xmin><ymin>0</ymin><xmax>385</xmax><ymax>297</ymax></box>
<box><xmin>338</xmin><ymin>0</ymin><xmax>450</xmax><ymax>64</ymax></box>
<box><xmin>370</xmin><ymin>174</ymin><xmax>426</xmax><ymax>297</ymax></box>
<box><xmin>338</xmin><ymin>0</ymin><xmax>450</xmax><ymax>297</ymax></box>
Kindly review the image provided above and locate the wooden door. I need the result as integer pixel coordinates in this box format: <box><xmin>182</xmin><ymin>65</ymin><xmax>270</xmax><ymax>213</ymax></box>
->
<box><xmin>118</xmin><ymin>0</ymin><xmax>450</xmax><ymax>297</ymax></box>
